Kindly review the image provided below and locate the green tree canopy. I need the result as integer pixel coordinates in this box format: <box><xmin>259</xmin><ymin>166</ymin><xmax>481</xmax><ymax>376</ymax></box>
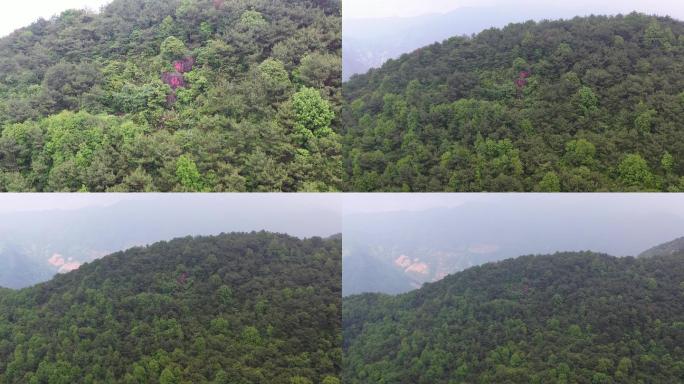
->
<box><xmin>0</xmin><ymin>232</ymin><xmax>342</xmax><ymax>383</ymax></box>
<box><xmin>342</xmin><ymin>14</ymin><xmax>684</xmax><ymax>191</ymax></box>
<box><xmin>0</xmin><ymin>0</ymin><xmax>342</xmax><ymax>192</ymax></box>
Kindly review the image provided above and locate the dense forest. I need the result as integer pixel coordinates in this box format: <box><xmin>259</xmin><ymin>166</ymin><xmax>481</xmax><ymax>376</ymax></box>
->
<box><xmin>343</xmin><ymin>250</ymin><xmax>684</xmax><ymax>383</ymax></box>
<box><xmin>343</xmin><ymin>13</ymin><xmax>684</xmax><ymax>191</ymax></box>
<box><xmin>0</xmin><ymin>0</ymin><xmax>342</xmax><ymax>191</ymax></box>
<box><xmin>0</xmin><ymin>232</ymin><xmax>342</xmax><ymax>383</ymax></box>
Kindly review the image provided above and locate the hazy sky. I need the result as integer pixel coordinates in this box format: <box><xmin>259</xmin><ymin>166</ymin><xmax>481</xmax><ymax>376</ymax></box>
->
<box><xmin>0</xmin><ymin>193</ymin><xmax>148</xmax><ymax>214</ymax></box>
<box><xmin>344</xmin><ymin>0</ymin><xmax>684</xmax><ymax>19</ymax></box>
<box><xmin>0</xmin><ymin>193</ymin><xmax>342</xmax><ymax>220</ymax></box>
<box><xmin>0</xmin><ymin>0</ymin><xmax>112</xmax><ymax>37</ymax></box>
<box><xmin>343</xmin><ymin>193</ymin><xmax>684</xmax><ymax>217</ymax></box>
<box><xmin>343</xmin><ymin>193</ymin><xmax>684</xmax><ymax>260</ymax></box>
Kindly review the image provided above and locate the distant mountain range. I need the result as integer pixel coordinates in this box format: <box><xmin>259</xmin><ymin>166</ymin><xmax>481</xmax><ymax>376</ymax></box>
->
<box><xmin>0</xmin><ymin>246</ymin><xmax>53</xmax><ymax>289</ymax></box>
<box><xmin>343</xmin><ymin>199</ymin><xmax>684</xmax><ymax>295</ymax></box>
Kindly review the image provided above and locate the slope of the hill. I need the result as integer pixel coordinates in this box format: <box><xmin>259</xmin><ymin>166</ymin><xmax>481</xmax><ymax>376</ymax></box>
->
<box><xmin>0</xmin><ymin>232</ymin><xmax>342</xmax><ymax>383</ymax></box>
<box><xmin>343</xmin><ymin>13</ymin><xmax>684</xmax><ymax>192</ymax></box>
<box><xmin>0</xmin><ymin>0</ymin><xmax>342</xmax><ymax>192</ymax></box>
<box><xmin>639</xmin><ymin>236</ymin><xmax>684</xmax><ymax>258</ymax></box>
<box><xmin>343</xmin><ymin>251</ymin><xmax>684</xmax><ymax>383</ymax></box>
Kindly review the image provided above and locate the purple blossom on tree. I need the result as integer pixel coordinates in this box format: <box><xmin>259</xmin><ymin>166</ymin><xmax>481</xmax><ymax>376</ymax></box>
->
<box><xmin>173</xmin><ymin>57</ymin><xmax>195</xmax><ymax>73</ymax></box>
<box><xmin>162</xmin><ymin>72</ymin><xmax>185</xmax><ymax>89</ymax></box>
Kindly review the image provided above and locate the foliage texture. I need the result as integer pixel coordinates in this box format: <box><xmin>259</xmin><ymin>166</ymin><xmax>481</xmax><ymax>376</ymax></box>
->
<box><xmin>343</xmin><ymin>251</ymin><xmax>684</xmax><ymax>383</ymax></box>
<box><xmin>0</xmin><ymin>0</ymin><xmax>342</xmax><ymax>191</ymax></box>
<box><xmin>343</xmin><ymin>14</ymin><xmax>684</xmax><ymax>191</ymax></box>
<box><xmin>0</xmin><ymin>232</ymin><xmax>342</xmax><ymax>383</ymax></box>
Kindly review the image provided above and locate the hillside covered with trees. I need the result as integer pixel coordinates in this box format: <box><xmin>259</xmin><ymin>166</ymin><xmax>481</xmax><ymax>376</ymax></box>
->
<box><xmin>639</xmin><ymin>236</ymin><xmax>684</xmax><ymax>258</ymax></box>
<box><xmin>343</xmin><ymin>13</ymin><xmax>684</xmax><ymax>191</ymax></box>
<box><xmin>343</xmin><ymin>251</ymin><xmax>684</xmax><ymax>383</ymax></box>
<box><xmin>0</xmin><ymin>0</ymin><xmax>342</xmax><ymax>192</ymax></box>
<box><xmin>0</xmin><ymin>232</ymin><xmax>342</xmax><ymax>383</ymax></box>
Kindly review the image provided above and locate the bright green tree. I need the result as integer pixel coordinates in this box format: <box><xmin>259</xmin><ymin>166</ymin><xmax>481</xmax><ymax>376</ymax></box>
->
<box><xmin>577</xmin><ymin>86</ymin><xmax>599</xmax><ymax>116</ymax></box>
<box><xmin>176</xmin><ymin>155</ymin><xmax>203</xmax><ymax>191</ymax></box>
<box><xmin>564</xmin><ymin>139</ymin><xmax>596</xmax><ymax>167</ymax></box>
<box><xmin>538</xmin><ymin>171</ymin><xmax>561</xmax><ymax>192</ymax></box>
<box><xmin>160</xmin><ymin>36</ymin><xmax>187</xmax><ymax>61</ymax></box>
<box><xmin>292</xmin><ymin>87</ymin><xmax>334</xmax><ymax>142</ymax></box>
<box><xmin>618</xmin><ymin>154</ymin><xmax>654</xmax><ymax>189</ymax></box>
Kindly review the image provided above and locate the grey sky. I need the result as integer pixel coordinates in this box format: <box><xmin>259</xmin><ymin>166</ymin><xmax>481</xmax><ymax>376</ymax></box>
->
<box><xmin>0</xmin><ymin>193</ymin><xmax>342</xmax><ymax>289</ymax></box>
<box><xmin>343</xmin><ymin>193</ymin><xmax>684</xmax><ymax>262</ymax></box>
<box><xmin>0</xmin><ymin>0</ymin><xmax>112</xmax><ymax>37</ymax></box>
<box><xmin>343</xmin><ymin>193</ymin><xmax>684</xmax><ymax>217</ymax></box>
<box><xmin>0</xmin><ymin>193</ymin><xmax>149</xmax><ymax>214</ymax></box>
<box><xmin>344</xmin><ymin>0</ymin><xmax>684</xmax><ymax>20</ymax></box>
<box><xmin>0</xmin><ymin>194</ymin><xmax>343</xmax><ymax>238</ymax></box>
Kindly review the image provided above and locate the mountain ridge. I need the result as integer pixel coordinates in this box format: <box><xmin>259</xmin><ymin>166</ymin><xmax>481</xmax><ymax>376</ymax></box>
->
<box><xmin>0</xmin><ymin>197</ymin><xmax>341</xmax><ymax>289</ymax></box>
<box><xmin>639</xmin><ymin>236</ymin><xmax>684</xmax><ymax>258</ymax></box>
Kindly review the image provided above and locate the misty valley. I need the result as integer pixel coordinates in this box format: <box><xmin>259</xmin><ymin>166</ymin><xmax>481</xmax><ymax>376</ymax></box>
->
<box><xmin>342</xmin><ymin>199</ymin><xmax>684</xmax><ymax>296</ymax></box>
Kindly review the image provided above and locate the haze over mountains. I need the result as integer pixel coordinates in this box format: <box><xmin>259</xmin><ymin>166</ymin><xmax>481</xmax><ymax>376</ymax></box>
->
<box><xmin>343</xmin><ymin>3</ymin><xmax>684</xmax><ymax>79</ymax></box>
<box><xmin>0</xmin><ymin>195</ymin><xmax>341</xmax><ymax>289</ymax></box>
<box><xmin>342</xmin><ymin>195</ymin><xmax>684</xmax><ymax>295</ymax></box>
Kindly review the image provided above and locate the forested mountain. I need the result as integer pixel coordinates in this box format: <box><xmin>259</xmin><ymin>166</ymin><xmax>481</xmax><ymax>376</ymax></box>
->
<box><xmin>343</xmin><ymin>4</ymin><xmax>601</xmax><ymax>80</ymax></box>
<box><xmin>343</xmin><ymin>198</ymin><xmax>684</xmax><ymax>295</ymax></box>
<box><xmin>0</xmin><ymin>232</ymin><xmax>342</xmax><ymax>383</ymax></box>
<box><xmin>343</xmin><ymin>250</ymin><xmax>684</xmax><ymax>383</ymax></box>
<box><xmin>0</xmin><ymin>0</ymin><xmax>342</xmax><ymax>192</ymax></box>
<box><xmin>639</xmin><ymin>236</ymin><xmax>684</xmax><ymax>258</ymax></box>
<box><xmin>343</xmin><ymin>13</ymin><xmax>684</xmax><ymax>191</ymax></box>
